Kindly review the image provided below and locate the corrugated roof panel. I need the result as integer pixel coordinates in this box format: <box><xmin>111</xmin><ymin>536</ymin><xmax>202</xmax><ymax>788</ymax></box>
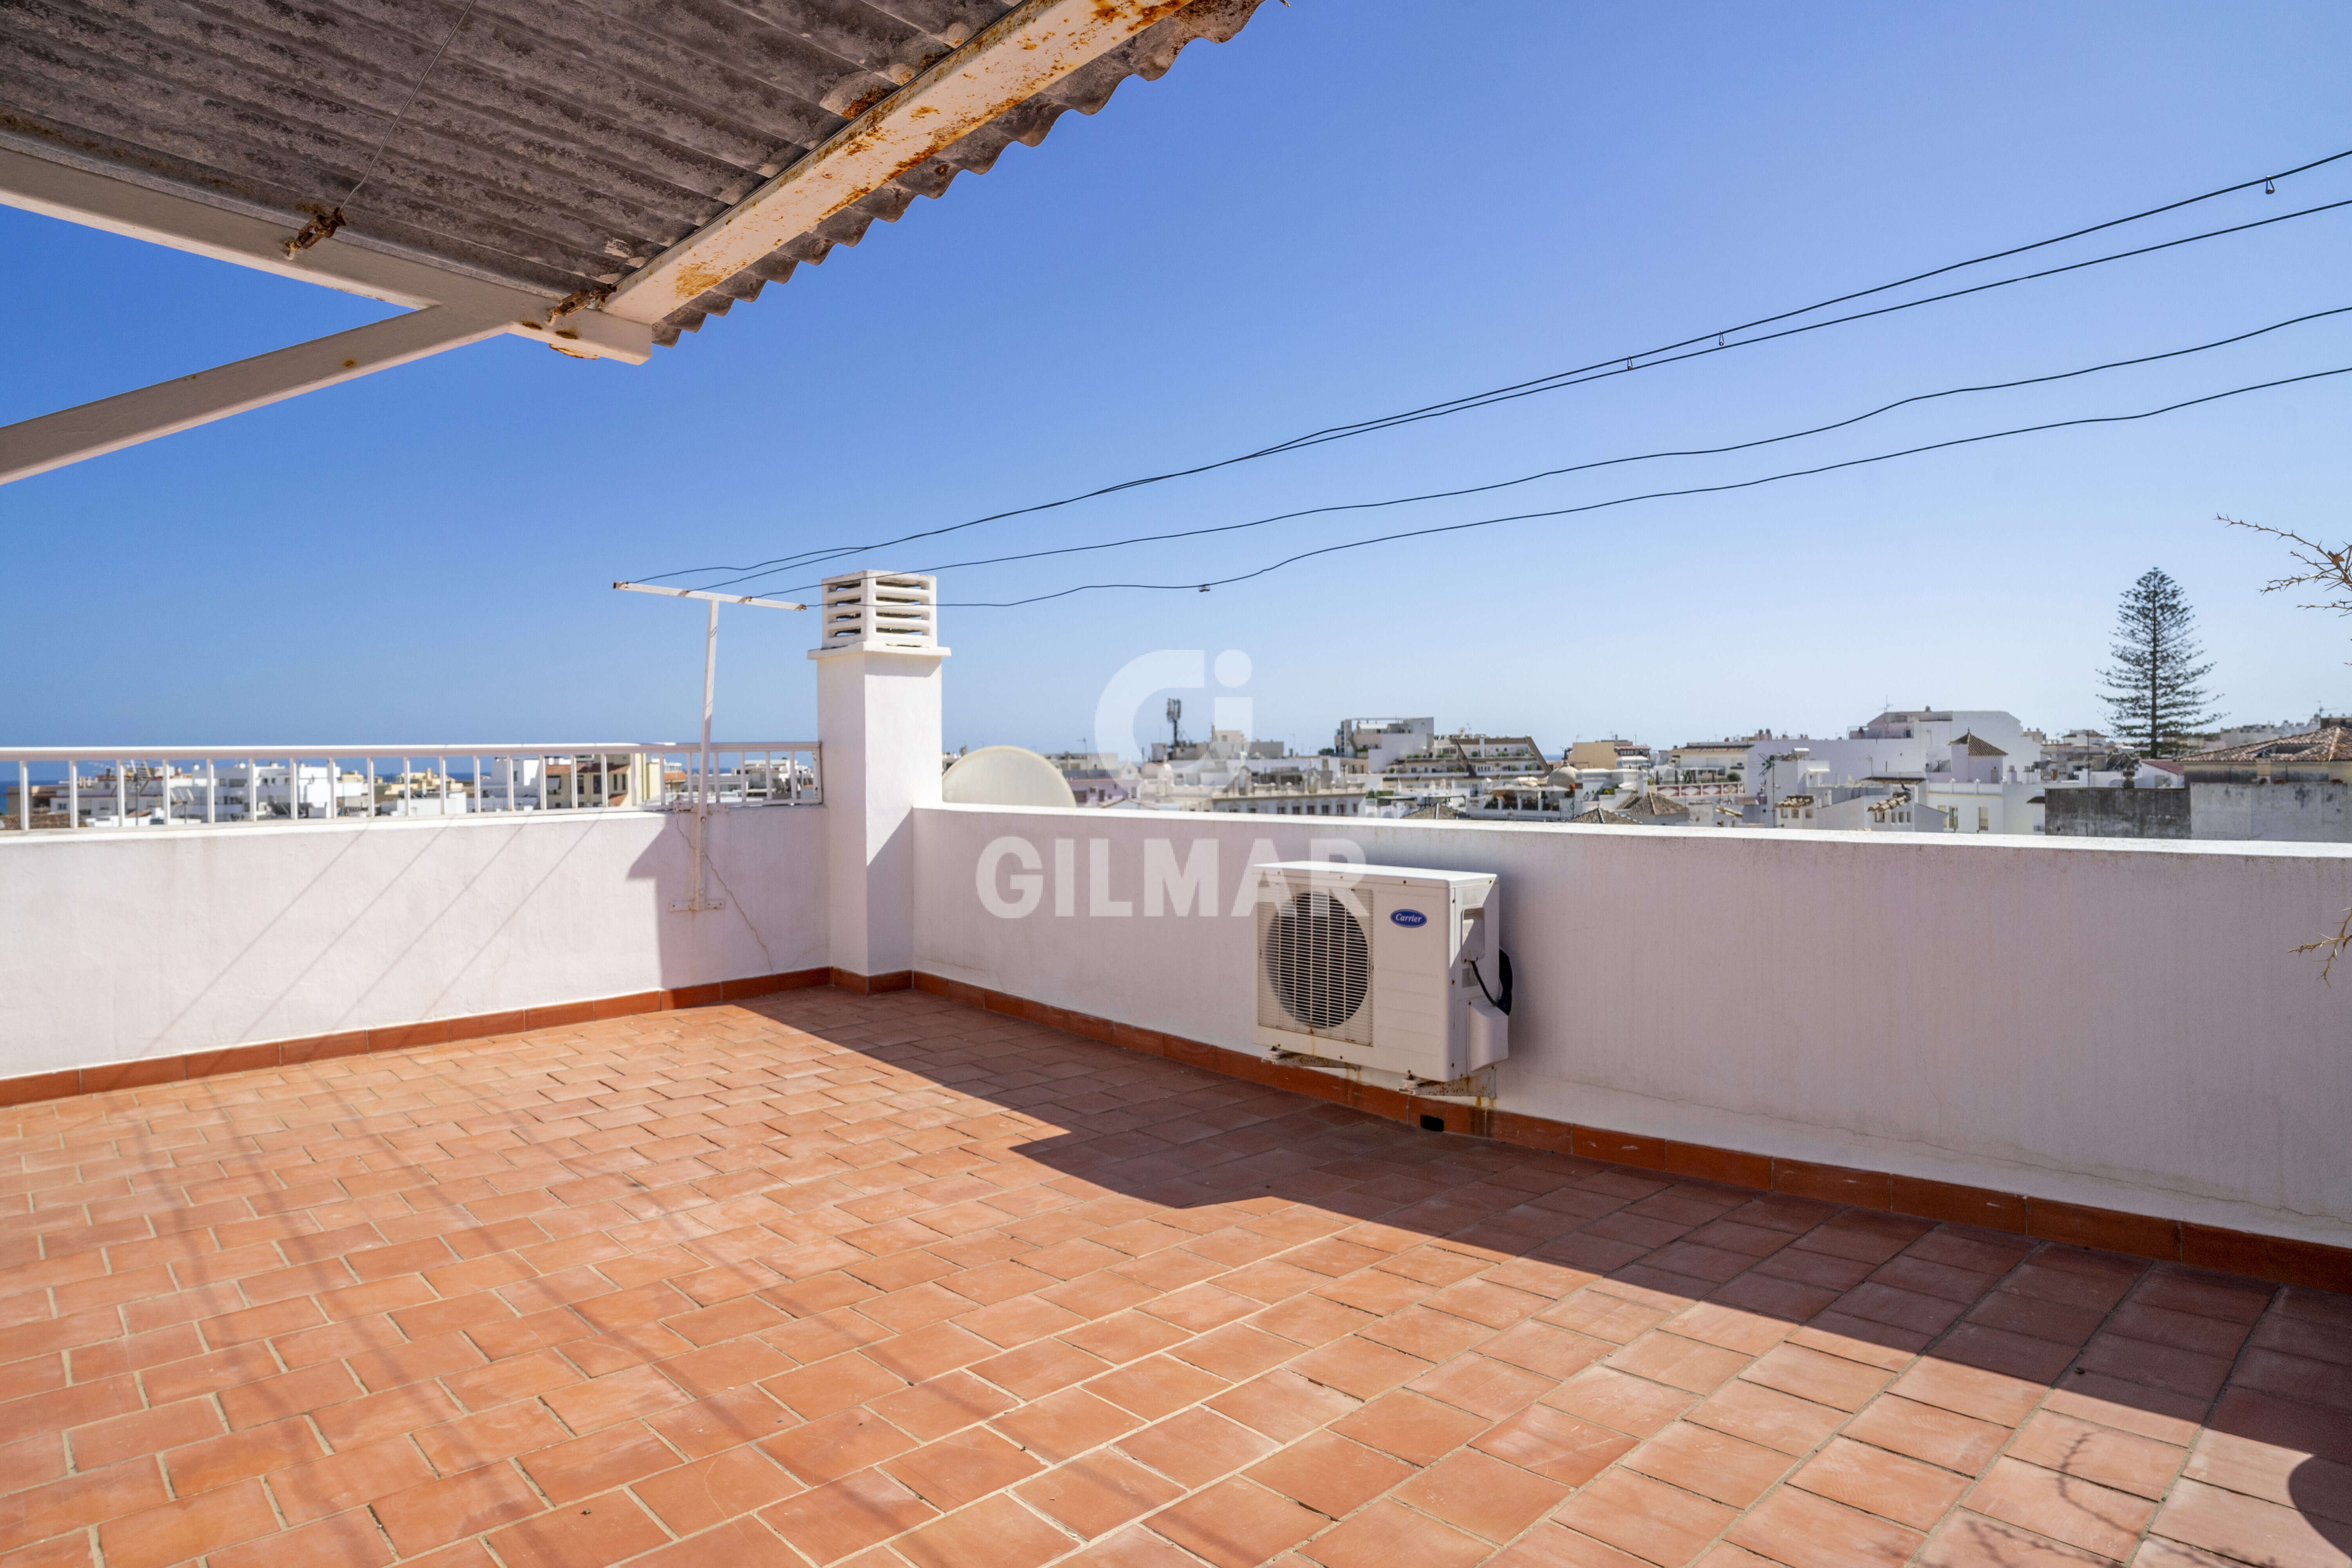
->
<box><xmin>0</xmin><ymin>0</ymin><xmax>1264</xmax><ymax>341</ymax></box>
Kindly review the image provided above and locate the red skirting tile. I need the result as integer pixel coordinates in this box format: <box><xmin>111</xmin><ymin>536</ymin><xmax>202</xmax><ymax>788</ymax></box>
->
<box><xmin>592</xmin><ymin>991</ymin><xmax>663</xmax><ymax>1020</ymax></box>
<box><xmin>1416</xmin><ymin>1100</ymin><xmax>1493</xmax><ymax>1139</ymax></box>
<box><xmin>1490</xmin><ymin>1110</ymin><xmax>1579</xmax><ymax>1158</ymax></box>
<box><xmin>721</xmin><ymin>969</ymin><xmax>827</xmax><ymax>1001</ymax></box>
<box><xmin>0</xmin><ymin>968</ymin><xmax>832</xmax><ymax>1111</ymax></box>
<box><xmin>1772</xmin><ymin>1159</ymin><xmax>1891</xmax><ymax>1209</ymax></box>
<box><xmin>0</xmin><ymin>1068</ymin><xmax>79</xmax><ymax>1106</ymax></box>
<box><xmin>1279</xmin><ymin>1067</ymin><xmax>1354</xmax><ymax>1107</ymax></box>
<box><xmin>2181</xmin><ymin>1225</ymin><xmax>2352</xmax><ymax>1292</ymax></box>
<box><xmin>1891</xmin><ymin>1176</ymin><xmax>2027</xmax><ymax>1233</ymax></box>
<box><xmin>277</xmin><ymin>1030</ymin><xmax>368</xmax><ymax>1063</ymax></box>
<box><xmin>447</xmin><ymin>1010</ymin><xmax>530</xmax><ymax>1043</ymax></box>
<box><xmin>369</xmin><ymin>1021</ymin><xmax>450</xmax><ymax>1053</ymax></box>
<box><xmin>80</xmin><ymin>1056</ymin><xmax>186</xmax><ymax>1093</ymax></box>
<box><xmin>2025</xmin><ymin>1198</ymin><xmax>2180</xmax><ymax>1260</ymax></box>
<box><xmin>1227</xmin><ymin>1053</ymin><xmax>1288</xmax><ymax>1089</ymax></box>
<box><xmin>1063</xmin><ymin>1011</ymin><xmax>1115</xmax><ymax>1045</ymax></box>
<box><xmin>1668</xmin><ymin>1142</ymin><xmax>1773</xmax><ymax>1191</ymax></box>
<box><xmin>1572</xmin><ymin>1127</ymin><xmax>1668</xmax><ymax>1171</ymax></box>
<box><xmin>1110</xmin><ymin>1021</ymin><xmax>1170</xmax><ymax>1057</ymax></box>
<box><xmin>828</xmin><ymin>969</ymin><xmax>912</xmax><ymax>995</ymax></box>
<box><xmin>1160</xmin><ymin>1036</ymin><xmax>1221</xmax><ymax>1069</ymax></box>
<box><xmin>914</xmin><ymin>973</ymin><xmax>987</xmax><ymax>1010</ymax></box>
<box><xmin>179</xmin><ymin>1043</ymin><xmax>280</xmax><ymax>1079</ymax></box>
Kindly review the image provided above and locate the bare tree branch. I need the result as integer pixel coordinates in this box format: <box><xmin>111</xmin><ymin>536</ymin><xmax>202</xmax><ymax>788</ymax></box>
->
<box><xmin>2220</xmin><ymin>514</ymin><xmax>2352</xmax><ymax>619</ymax></box>
<box><xmin>2290</xmin><ymin>904</ymin><xmax>2352</xmax><ymax>985</ymax></box>
<box><xmin>2223</xmin><ymin>515</ymin><xmax>2352</xmax><ymax>981</ymax></box>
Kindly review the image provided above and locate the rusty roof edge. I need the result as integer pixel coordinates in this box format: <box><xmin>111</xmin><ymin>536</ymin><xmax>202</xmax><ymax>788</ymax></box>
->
<box><xmin>599</xmin><ymin>0</ymin><xmax>1201</xmax><ymax>327</ymax></box>
<box><xmin>0</xmin><ymin>123</ymin><xmax>575</xmax><ymax>305</ymax></box>
<box><xmin>643</xmin><ymin>0</ymin><xmax>1265</xmax><ymax>344</ymax></box>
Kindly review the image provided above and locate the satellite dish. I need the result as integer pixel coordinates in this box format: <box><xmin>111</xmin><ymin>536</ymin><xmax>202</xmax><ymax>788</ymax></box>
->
<box><xmin>941</xmin><ymin>746</ymin><xmax>1077</xmax><ymax>808</ymax></box>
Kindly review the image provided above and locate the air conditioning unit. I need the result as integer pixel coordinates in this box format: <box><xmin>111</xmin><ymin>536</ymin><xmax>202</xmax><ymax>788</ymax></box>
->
<box><xmin>1253</xmin><ymin>862</ymin><xmax>1508</xmax><ymax>1083</ymax></box>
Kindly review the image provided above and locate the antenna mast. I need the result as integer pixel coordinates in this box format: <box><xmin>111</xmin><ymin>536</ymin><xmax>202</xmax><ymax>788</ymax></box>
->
<box><xmin>612</xmin><ymin>581</ymin><xmax>806</xmax><ymax>913</ymax></box>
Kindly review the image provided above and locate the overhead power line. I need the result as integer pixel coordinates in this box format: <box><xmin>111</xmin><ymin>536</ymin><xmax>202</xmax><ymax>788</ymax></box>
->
<box><xmin>846</xmin><ymin>306</ymin><xmax>2352</xmax><ymax>583</ymax></box>
<box><xmin>938</xmin><ymin>364</ymin><xmax>2352</xmax><ymax>607</ymax></box>
<box><xmin>681</xmin><ymin>192</ymin><xmax>2352</xmax><ymax>593</ymax></box>
<box><xmin>635</xmin><ymin>145</ymin><xmax>2352</xmax><ymax>591</ymax></box>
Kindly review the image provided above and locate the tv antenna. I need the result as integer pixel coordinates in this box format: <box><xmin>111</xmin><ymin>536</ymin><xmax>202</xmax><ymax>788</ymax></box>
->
<box><xmin>613</xmin><ymin>581</ymin><xmax>805</xmax><ymax>912</ymax></box>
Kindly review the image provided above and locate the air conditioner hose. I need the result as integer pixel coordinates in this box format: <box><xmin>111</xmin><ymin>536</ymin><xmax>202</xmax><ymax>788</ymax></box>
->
<box><xmin>1467</xmin><ymin>950</ymin><xmax>1514</xmax><ymax>1016</ymax></box>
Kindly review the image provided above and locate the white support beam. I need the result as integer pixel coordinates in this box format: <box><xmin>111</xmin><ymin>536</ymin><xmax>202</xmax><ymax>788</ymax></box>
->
<box><xmin>0</xmin><ymin>148</ymin><xmax>655</xmax><ymax>363</ymax></box>
<box><xmin>603</xmin><ymin>0</ymin><xmax>1189</xmax><ymax>325</ymax></box>
<box><xmin>0</xmin><ymin>306</ymin><xmax>508</xmax><ymax>485</ymax></box>
<box><xmin>0</xmin><ymin>143</ymin><xmax>654</xmax><ymax>484</ymax></box>
<box><xmin>1</xmin><ymin>143</ymin><xmax>515</xmax><ymax>311</ymax></box>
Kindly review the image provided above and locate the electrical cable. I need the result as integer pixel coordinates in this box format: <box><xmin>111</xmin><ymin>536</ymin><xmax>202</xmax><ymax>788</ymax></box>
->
<box><xmin>876</xmin><ymin>305</ymin><xmax>2350</xmax><ymax>580</ymax></box>
<box><xmin>936</xmin><ymin>364</ymin><xmax>2352</xmax><ymax>607</ymax></box>
<box><xmin>1467</xmin><ymin>953</ymin><xmax>1513</xmax><ymax>1016</ymax></box>
<box><xmin>685</xmin><ymin>193</ymin><xmax>2352</xmax><ymax>593</ymax></box>
<box><xmin>345</xmin><ymin>0</ymin><xmax>479</xmax><ymax>208</ymax></box>
<box><xmin>281</xmin><ymin>0</ymin><xmax>480</xmax><ymax>255</ymax></box>
<box><xmin>632</xmin><ymin>147</ymin><xmax>2352</xmax><ymax>591</ymax></box>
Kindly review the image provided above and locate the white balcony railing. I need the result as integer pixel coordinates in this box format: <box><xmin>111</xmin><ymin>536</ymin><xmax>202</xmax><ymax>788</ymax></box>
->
<box><xmin>0</xmin><ymin>743</ymin><xmax>819</xmax><ymax>831</ymax></box>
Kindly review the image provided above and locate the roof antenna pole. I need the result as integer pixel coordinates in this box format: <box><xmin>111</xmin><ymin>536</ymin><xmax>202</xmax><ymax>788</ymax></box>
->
<box><xmin>695</xmin><ymin>595</ymin><xmax>718</xmax><ymax>911</ymax></box>
<box><xmin>614</xmin><ymin>581</ymin><xmax>807</xmax><ymax>912</ymax></box>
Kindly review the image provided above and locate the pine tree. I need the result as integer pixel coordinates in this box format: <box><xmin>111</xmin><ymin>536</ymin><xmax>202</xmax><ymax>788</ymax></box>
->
<box><xmin>2098</xmin><ymin>568</ymin><xmax>2217</xmax><ymax>757</ymax></box>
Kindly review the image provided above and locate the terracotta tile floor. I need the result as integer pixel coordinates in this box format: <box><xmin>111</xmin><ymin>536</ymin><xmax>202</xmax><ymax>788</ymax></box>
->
<box><xmin>3</xmin><ymin>990</ymin><xmax>2348</xmax><ymax>1568</ymax></box>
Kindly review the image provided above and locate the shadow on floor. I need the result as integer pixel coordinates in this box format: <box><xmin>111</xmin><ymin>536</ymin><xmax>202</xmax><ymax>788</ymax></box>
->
<box><xmin>814</xmin><ymin>986</ymin><xmax>2352</xmax><ymax>1553</ymax></box>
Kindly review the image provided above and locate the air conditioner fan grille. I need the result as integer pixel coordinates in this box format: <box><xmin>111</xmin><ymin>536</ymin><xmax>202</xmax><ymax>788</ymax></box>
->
<box><xmin>1265</xmin><ymin>889</ymin><xmax>1370</xmax><ymax>1032</ymax></box>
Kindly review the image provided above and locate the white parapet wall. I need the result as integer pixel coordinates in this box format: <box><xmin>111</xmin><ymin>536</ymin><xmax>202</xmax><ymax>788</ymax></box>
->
<box><xmin>0</xmin><ymin>805</ymin><xmax>826</xmax><ymax>1077</ymax></box>
<box><xmin>914</xmin><ymin>804</ymin><xmax>2352</xmax><ymax>1248</ymax></box>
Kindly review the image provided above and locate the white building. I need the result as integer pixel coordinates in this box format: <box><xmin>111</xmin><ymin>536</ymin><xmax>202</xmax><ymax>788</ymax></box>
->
<box><xmin>1851</xmin><ymin>708</ymin><xmax>2042</xmax><ymax>764</ymax></box>
<box><xmin>1458</xmin><ymin>781</ymin><xmax>1580</xmax><ymax>822</ymax></box>
<box><xmin>1375</xmin><ymin>733</ymin><xmax>1550</xmax><ymax>801</ymax></box>
<box><xmin>1666</xmin><ymin>742</ymin><xmax>1749</xmax><ymax>782</ymax></box>
<box><xmin>1209</xmin><ymin>790</ymin><xmax>1373</xmax><ymax>818</ymax></box>
<box><xmin>21</xmin><ymin>761</ymin><xmax>384</xmax><ymax>826</ymax></box>
<box><xmin>1748</xmin><ymin>728</ymin><xmax>2053</xmax><ymax>836</ymax></box>
<box><xmin>1334</xmin><ymin>717</ymin><xmax>1436</xmax><ymax>773</ymax></box>
<box><xmin>1105</xmin><ymin>731</ymin><xmax>1363</xmax><ymax>811</ymax></box>
<box><xmin>1152</xmin><ymin>729</ymin><xmax>1285</xmax><ymax>765</ymax></box>
<box><xmin>1740</xmin><ymin>710</ymin><xmax>2051</xmax><ymax>822</ymax></box>
<box><xmin>1045</xmin><ymin>751</ymin><xmax>1144</xmax><ymax>807</ymax></box>
<box><xmin>1916</xmin><ymin>779</ymin><xmax>2046</xmax><ymax>835</ymax></box>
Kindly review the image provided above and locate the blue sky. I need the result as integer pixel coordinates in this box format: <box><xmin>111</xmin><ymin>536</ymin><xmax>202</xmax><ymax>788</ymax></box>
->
<box><xmin>5</xmin><ymin>2</ymin><xmax>2350</xmax><ymax>757</ymax></box>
